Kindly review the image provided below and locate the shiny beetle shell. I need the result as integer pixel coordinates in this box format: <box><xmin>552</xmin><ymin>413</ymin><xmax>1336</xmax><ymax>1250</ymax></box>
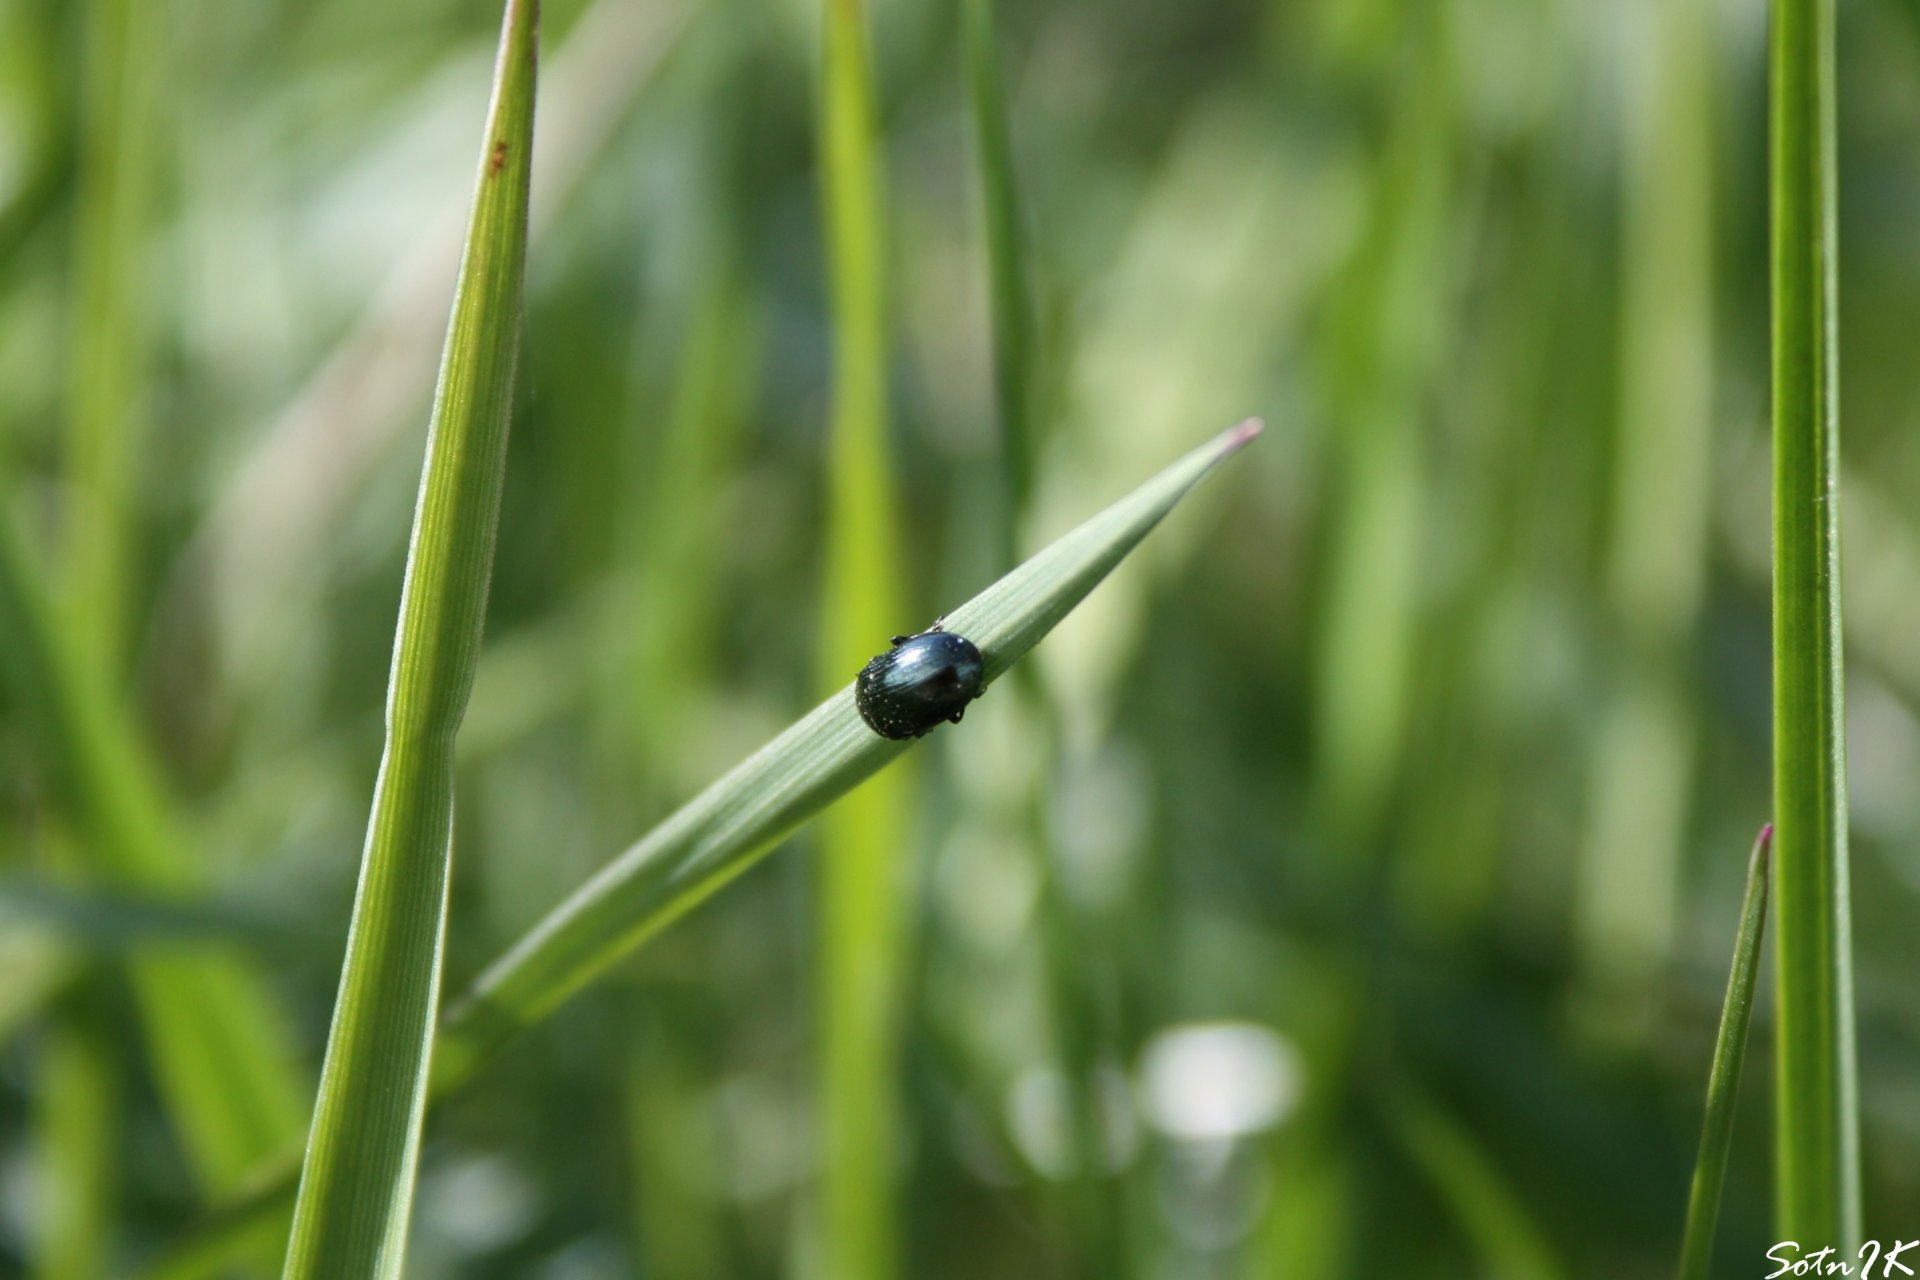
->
<box><xmin>854</xmin><ymin>630</ymin><xmax>986</xmax><ymax>740</ymax></box>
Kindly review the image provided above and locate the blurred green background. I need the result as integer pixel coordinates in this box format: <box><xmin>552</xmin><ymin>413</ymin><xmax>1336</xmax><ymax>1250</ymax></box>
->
<box><xmin>3</xmin><ymin>0</ymin><xmax>1920</xmax><ymax>1275</ymax></box>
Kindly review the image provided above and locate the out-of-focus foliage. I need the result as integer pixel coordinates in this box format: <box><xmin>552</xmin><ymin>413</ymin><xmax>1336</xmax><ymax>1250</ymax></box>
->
<box><xmin>1</xmin><ymin>0</ymin><xmax>1919</xmax><ymax>1277</ymax></box>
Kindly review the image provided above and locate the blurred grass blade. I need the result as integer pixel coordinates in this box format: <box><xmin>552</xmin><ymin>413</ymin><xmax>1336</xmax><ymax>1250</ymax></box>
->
<box><xmin>64</xmin><ymin>0</ymin><xmax>157</xmax><ymax>665</ymax></box>
<box><xmin>143</xmin><ymin>1153</ymin><xmax>306</xmax><ymax>1280</ymax></box>
<box><xmin>1314</xmin><ymin>7</ymin><xmax>1455</xmax><ymax>850</ymax></box>
<box><xmin>148</xmin><ymin>420</ymin><xmax>1262</xmax><ymax>1277</ymax></box>
<box><xmin>603</xmin><ymin>66</ymin><xmax>761</xmax><ymax>1272</ymax></box>
<box><xmin>1385</xmin><ymin>1084</ymin><xmax>1566</xmax><ymax>1280</ymax></box>
<box><xmin>963</xmin><ymin>4</ymin><xmax>1121</xmax><ymax>1265</ymax></box>
<box><xmin>815</xmin><ymin>1</ymin><xmax>906</xmax><ymax>1276</ymax></box>
<box><xmin>281</xmin><ymin>3</ymin><xmax>537</xmax><ymax>1276</ymax></box>
<box><xmin>1575</xmin><ymin>0</ymin><xmax>1714</xmax><ymax>992</ymax></box>
<box><xmin>436</xmin><ymin>419</ymin><xmax>1262</xmax><ymax>1080</ymax></box>
<box><xmin>1768</xmin><ymin>0</ymin><xmax>1859</xmax><ymax>1245</ymax></box>
<box><xmin>45</xmin><ymin>4</ymin><xmax>153</xmax><ymax>1266</ymax></box>
<box><xmin>0</xmin><ymin>522</ymin><xmax>307</xmax><ymax>1195</ymax></box>
<box><xmin>610</xmin><ymin>235</ymin><xmax>759</xmax><ymax>785</ymax></box>
<box><xmin>34</xmin><ymin>993</ymin><xmax>118</xmax><ymax>1280</ymax></box>
<box><xmin>1678</xmin><ymin>824</ymin><xmax>1772</xmax><ymax>1280</ymax></box>
<box><xmin>0</xmin><ymin>929</ymin><xmax>77</xmax><ymax>1049</ymax></box>
<box><xmin>963</xmin><ymin>0</ymin><xmax>1037</xmax><ymax>538</ymax></box>
<box><xmin>176</xmin><ymin>0</ymin><xmax>687</xmax><ymax>698</ymax></box>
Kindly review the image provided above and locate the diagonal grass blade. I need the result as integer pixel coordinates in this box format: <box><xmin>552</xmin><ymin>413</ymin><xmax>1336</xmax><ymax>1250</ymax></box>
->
<box><xmin>436</xmin><ymin>418</ymin><xmax>1262</xmax><ymax>1079</ymax></box>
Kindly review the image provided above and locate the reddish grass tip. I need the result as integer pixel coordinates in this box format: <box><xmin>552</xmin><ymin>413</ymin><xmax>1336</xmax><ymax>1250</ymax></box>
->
<box><xmin>1220</xmin><ymin>417</ymin><xmax>1265</xmax><ymax>453</ymax></box>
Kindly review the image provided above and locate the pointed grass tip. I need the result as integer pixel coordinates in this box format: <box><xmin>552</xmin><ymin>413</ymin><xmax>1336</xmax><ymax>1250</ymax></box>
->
<box><xmin>1222</xmin><ymin>417</ymin><xmax>1265</xmax><ymax>453</ymax></box>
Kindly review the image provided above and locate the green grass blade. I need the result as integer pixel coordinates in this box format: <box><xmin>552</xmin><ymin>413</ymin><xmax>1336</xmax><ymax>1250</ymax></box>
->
<box><xmin>0</xmin><ymin>522</ymin><xmax>307</xmax><ymax>1196</ymax></box>
<box><xmin>0</xmin><ymin>930</ymin><xmax>76</xmax><ymax>1049</ymax></box>
<box><xmin>815</xmin><ymin>2</ymin><xmax>906</xmax><ymax>1276</ymax></box>
<box><xmin>963</xmin><ymin>0</ymin><xmax>1036</xmax><ymax>534</ymax></box>
<box><xmin>63</xmin><ymin>0</ymin><xmax>157</xmax><ymax>664</ymax></box>
<box><xmin>612</xmin><ymin>248</ymin><xmax>758</xmax><ymax>785</ymax></box>
<box><xmin>1385</xmin><ymin>1085</ymin><xmax>1566</xmax><ymax>1280</ymax></box>
<box><xmin>1768</xmin><ymin>0</ymin><xmax>1860</xmax><ymax>1246</ymax></box>
<box><xmin>1679</xmin><ymin>824</ymin><xmax>1773</xmax><ymax>1280</ymax></box>
<box><xmin>34</xmin><ymin>994</ymin><xmax>118</xmax><ymax>1280</ymax></box>
<box><xmin>962</xmin><ymin>6</ymin><xmax>1123</xmax><ymax>1266</ymax></box>
<box><xmin>1575</xmin><ymin>0</ymin><xmax>1715</xmax><ymax>993</ymax></box>
<box><xmin>280</xmin><ymin>3</ymin><xmax>538</xmax><ymax>1275</ymax></box>
<box><xmin>435</xmin><ymin>420</ymin><xmax>1261</xmax><ymax>1079</ymax></box>
<box><xmin>1314</xmin><ymin>7</ymin><xmax>1455</xmax><ymax>849</ymax></box>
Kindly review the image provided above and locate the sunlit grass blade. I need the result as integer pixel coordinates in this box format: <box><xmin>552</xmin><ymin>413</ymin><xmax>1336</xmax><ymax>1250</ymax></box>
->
<box><xmin>63</xmin><ymin>0</ymin><xmax>156</xmax><ymax>664</ymax></box>
<box><xmin>1679</xmin><ymin>824</ymin><xmax>1773</xmax><ymax>1280</ymax></box>
<box><xmin>815</xmin><ymin>1</ymin><xmax>907</xmax><ymax>1276</ymax></box>
<box><xmin>0</xmin><ymin>522</ymin><xmax>307</xmax><ymax>1196</ymax></box>
<box><xmin>280</xmin><ymin>3</ymin><xmax>537</xmax><ymax>1275</ymax></box>
<box><xmin>1314</xmin><ymin>7</ymin><xmax>1455</xmax><ymax>850</ymax></box>
<box><xmin>1768</xmin><ymin>0</ymin><xmax>1859</xmax><ymax>1246</ymax></box>
<box><xmin>144</xmin><ymin>420</ymin><xmax>1261</xmax><ymax>1274</ymax></box>
<box><xmin>1575</xmin><ymin>0</ymin><xmax>1714</xmax><ymax>993</ymax></box>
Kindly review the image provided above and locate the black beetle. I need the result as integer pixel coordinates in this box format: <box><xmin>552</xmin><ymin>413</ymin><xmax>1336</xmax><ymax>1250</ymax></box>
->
<box><xmin>854</xmin><ymin>627</ymin><xmax>986</xmax><ymax>740</ymax></box>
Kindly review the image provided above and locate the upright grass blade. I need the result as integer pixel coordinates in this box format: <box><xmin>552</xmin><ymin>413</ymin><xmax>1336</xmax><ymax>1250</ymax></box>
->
<box><xmin>280</xmin><ymin>4</ymin><xmax>537</xmax><ymax>1276</ymax></box>
<box><xmin>963</xmin><ymin>6</ymin><xmax>1122</xmax><ymax>1269</ymax></box>
<box><xmin>610</xmin><ymin>243</ymin><xmax>758</xmax><ymax>793</ymax></box>
<box><xmin>34</xmin><ymin>992</ymin><xmax>117</xmax><ymax>1280</ymax></box>
<box><xmin>963</xmin><ymin>0</ymin><xmax>1036</xmax><ymax>544</ymax></box>
<box><xmin>0</xmin><ymin>521</ymin><xmax>307</xmax><ymax>1195</ymax></box>
<box><xmin>815</xmin><ymin>2</ymin><xmax>907</xmax><ymax>1277</ymax></box>
<box><xmin>606</xmin><ymin>63</ymin><xmax>763</xmax><ymax>1278</ymax></box>
<box><xmin>63</xmin><ymin>0</ymin><xmax>156</xmax><ymax>665</ymax></box>
<box><xmin>1576</xmin><ymin>0</ymin><xmax>1715</xmax><ymax>992</ymax></box>
<box><xmin>1679</xmin><ymin>825</ymin><xmax>1773</xmax><ymax>1280</ymax></box>
<box><xmin>143</xmin><ymin>420</ymin><xmax>1261</xmax><ymax>1275</ymax></box>
<box><xmin>1314</xmin><ymin>5</ymin><xmax>1455</xmax><ymax>850</ymax></box>
<box><xmin>1768</xmin><ymin>0</ymin><xmax>1859</xmax><ymax>1247</ymax></box>
<box><xmin>46</xmin><ymin>5</ymin><xmax>154</xmax><ymax>1269</ymax></box>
